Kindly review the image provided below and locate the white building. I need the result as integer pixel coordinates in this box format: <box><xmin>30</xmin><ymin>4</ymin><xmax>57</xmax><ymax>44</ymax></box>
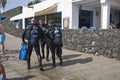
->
<box><xmin>10</xmin><ymin>0</ymin><xmax>120</xmax><ymax>29</ymax></box>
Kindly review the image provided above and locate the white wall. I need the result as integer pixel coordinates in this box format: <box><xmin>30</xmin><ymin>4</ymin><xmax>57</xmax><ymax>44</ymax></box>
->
<box><xmin>81</xmin><ymin>6</ymin><xmax>101</xmax><ymax>28</ymax></box>
<box><xmin>22</xmin><ymin>0</ymin><xmax>60</xmax><ymax>15</ymax></box>
<box><xmin>93</xmin><ymin>8</ymin><xmax>101</xmax><ymax>28</ymax></box>
<box><xmin>59</xmin><ymin>0</ymin><xmax>94</xmax><ymax>29</ymax></box>
<box><xmin>59</xmin><ymin>0</ymin><xmax>120</xmax><ymax>29</ymax></box>
<box><xmin>33</xmin><ymin>0</ymin><xmax>59</xmax><ymax>11</ymax></box>
<box><xmin>22</xmin><ymin>6</ymin><xmax>34</xmax><ymax>13</ymax></box>
<box><xmin>21</xmin><ymin>0</ymin><xmax>102</xmax><ymax>29</ymax></box>
<box><xmin>58</xmin><ymin>0</ymin><xmax>73</xmax><ymax>29</ymax></box>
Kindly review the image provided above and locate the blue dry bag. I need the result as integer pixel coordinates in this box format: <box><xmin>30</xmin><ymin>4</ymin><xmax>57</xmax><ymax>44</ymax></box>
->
<box><xmin>19</xmin><ymin>43</ymin><xmax>28</xmax><ymax>60</ymax></box>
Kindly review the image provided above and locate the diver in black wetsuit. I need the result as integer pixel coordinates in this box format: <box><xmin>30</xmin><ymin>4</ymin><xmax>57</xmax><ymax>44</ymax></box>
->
<box><xmin>22</xmin><ymin>17</ymin><xmax>44</xmax><ymax>71</ymax></box>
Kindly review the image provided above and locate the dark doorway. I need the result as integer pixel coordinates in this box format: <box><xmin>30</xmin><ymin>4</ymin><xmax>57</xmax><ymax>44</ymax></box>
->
<box><xmin>79</xmin><ymin>10</ymin><xmax>93</xmax><ymax>29</ymax></box>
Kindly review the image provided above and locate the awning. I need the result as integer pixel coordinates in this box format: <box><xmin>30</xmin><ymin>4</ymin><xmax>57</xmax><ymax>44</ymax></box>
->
<box><xmin>10</xmin><ymin>12</ymin><xmax>34</xmax><ymax>21</ymax></box>
<box><xmin>10</xmin><ymin>0</ymin><xmax>59</xmax><ymax>21</ymax></box>
<box><xmin>35</xmin><ymin>3</ymin><xmax>57</xmax><ymax>16</ymax></box>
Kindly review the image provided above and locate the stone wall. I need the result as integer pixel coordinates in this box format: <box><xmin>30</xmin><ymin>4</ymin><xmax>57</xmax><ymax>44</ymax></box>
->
<box><xmin>62</xmin><ymin>29</ymin><xmax>120</xmax><ymax>59</ymax></box>
<box><xmin>0</xmin><ymin>6</ymin><xmax>23</xmax><ymax>37</ymax></box>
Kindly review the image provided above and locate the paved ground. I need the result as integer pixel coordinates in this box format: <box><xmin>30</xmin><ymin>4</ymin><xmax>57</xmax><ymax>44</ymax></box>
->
<box><xmin>0</xmin><ymin>33</ymin><xmax>120</xmax><ymax>80</ymax></box>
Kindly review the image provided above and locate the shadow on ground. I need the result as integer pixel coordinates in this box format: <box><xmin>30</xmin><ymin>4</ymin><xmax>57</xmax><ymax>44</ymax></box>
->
<box><xmin>9</xmin><ymin>75</ymin><xmax>35</xmax><ymax>80</ymax></box>
<box><xmin>31</xmin><ymin>63</ymin><xmax>54</xmax><ymax>71</ymax></box>
<box><xmin>37</xmin><ymin>54</ymin><xmax>92</xmax><ymax>70</ymax></box>
<box><xmin>32</xmin><ymin>54</ymin><xmax>82</xmax><ymax>69</ymax></box>
<box><xmin>62</xmin><ymin>57</ymin><xmax>93</xmax><ymax>66</ymax></box>
<box><xmin>62</xmin><ymin>54</ymin><xmax>82</xmax><ymax>60</ymax></box>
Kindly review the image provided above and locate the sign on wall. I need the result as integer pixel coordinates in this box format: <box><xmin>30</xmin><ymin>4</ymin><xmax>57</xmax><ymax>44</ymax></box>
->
<box><xmin>63</xmin><ymin>17</ymin><xmax>69</xmax><ymax>29</ymax></box>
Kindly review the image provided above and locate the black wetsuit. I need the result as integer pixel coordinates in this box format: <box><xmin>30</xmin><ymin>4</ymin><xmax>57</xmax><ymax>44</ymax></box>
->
<box><xmin>22</xmin><ymin>23</ymin><xmax>44</xmax><ymax>70</ymax></box>
<box><xmin>47</xmin><ymin>24</ymin><xmax>63</xmax><ymax>66</ymax></box>
<box><xmin>40</xmin><ymin>24</ymin><xmax>50</xmax><ymax>61</ymax></box>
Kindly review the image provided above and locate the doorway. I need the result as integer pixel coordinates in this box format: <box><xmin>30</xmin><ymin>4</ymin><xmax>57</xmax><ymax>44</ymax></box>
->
<box><xmin>79</xmin><ymin>10</ymin><xmax>93</xmax><ymax>29</ymax></box>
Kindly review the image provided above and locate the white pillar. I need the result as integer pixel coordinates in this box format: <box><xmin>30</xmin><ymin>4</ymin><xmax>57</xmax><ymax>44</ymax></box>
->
<box><xmin>60</xmin><ymin>0</ymin><xmax>72</xmax><ymax>29</ymax></box>
<box><xmin>72</xmin><ymin>4</ymin><xmax>79</xmax><ymax>29</ymax></box>
<box><xmin>101</xmin><ymin>1</ymin><xmax>110</xmax><ymax>29</ymax></box>
<box><xmin>22</xmin><ymin>18</ymin><xmax>25</xmax><ymax>29</ymax></box>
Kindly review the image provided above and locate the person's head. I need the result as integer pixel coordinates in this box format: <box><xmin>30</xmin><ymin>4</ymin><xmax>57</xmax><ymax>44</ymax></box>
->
<box><xmin>110</xmin><ymin>22</ymin><xmax>113</xmax><ymax>26</ymax></box>
<box><xmin>39</xmin><ymin>19</ymin><xmax>44</xmax><ymax>26</ymax></box>
<box><xmin>110</xmin><ymin>21</ymin><xmax>115</xmax><ymax>25</ymax></box>
<box><xmin>48</xmin><ymin>19</ymin><xmax>54</xmax><ymax>26</ymax></box>
<box><xmin>31</xmin><ymin>17</ymin><xmax>36</xmax><ymax>24</ymax></box>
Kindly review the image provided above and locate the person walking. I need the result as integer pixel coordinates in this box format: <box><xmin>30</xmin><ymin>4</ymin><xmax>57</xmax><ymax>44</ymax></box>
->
<box><xmin>22</xmin><ymin>17</ymin><xmax>44</xmax><ymax>71</ymax></box>
<box><xmin>0</xmin><ymin>24</ymin><xmax>6</xmax><ymax>54</ymax></box>
<box><xmin>47</xmin><ymin>20</ymin><xmax>63</xmax><ymax>67</ymax></box>
<box><xmin>38</xmin><ymin>19</ymin><xmax>50</xmax><ymax>61</ymax></box>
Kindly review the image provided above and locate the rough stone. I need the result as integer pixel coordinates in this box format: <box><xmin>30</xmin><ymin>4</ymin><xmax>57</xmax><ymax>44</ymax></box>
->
<box><xmin>62</xmin><ymin>29</ymin><xmax>120</xmax><ymax>59</ymax></box>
